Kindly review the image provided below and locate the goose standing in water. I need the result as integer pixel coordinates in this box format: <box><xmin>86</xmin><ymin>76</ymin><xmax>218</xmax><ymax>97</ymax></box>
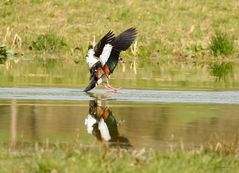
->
<box><xmin>84</xmin><ymin>28</ymin><xmax>137</xmax><ymax>92</ymax></box>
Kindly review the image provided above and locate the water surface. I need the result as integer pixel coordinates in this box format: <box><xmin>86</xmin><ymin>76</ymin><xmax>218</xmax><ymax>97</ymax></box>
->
<box><xmin>0</xmin><ymin>88</ymin><xmax>239</xmax><ymax>150</ymax></box>
<box><xmin>0</xmin><ymin>87</ymin><xmax>239</xmax><ymax>104</ymax></box>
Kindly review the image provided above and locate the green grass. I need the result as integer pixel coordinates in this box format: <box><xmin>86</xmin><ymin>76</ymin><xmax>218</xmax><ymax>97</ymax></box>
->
<box><xmin>0</xmin><ymin>2</ymin><xmax>239</xmax><ymax>172</ymax></box>
<box><xmin>31</xmin><ymin>31</ymin><xmax>67</xmax><ymax>52</ymax></box>
<box><xmin>0</xmin><ymin>46</ymin><xmax>7</xmax><ymax>64</ymax></box>
<box><xmin>0</xmin><ymin>0</ymin><xmax>239</xmax><ymax>89</ymax></box>
<box><xmin>210</xmin><ymin>31</ymin><xmax>234</xmax><ymax>56</ymax></box>
<box><xmin>0</xmin><ymin>0</ymin><xmax>238</xmax><ymax>60</ymax></box>
<box><xmin>0</xmin><ymin>141</ymin><xmax>238</xmax><ymax>173</ymax></box>
<box><xmin>210</xmin><ymin>62</ymin><xmax>234</xmax><ymax>81</ymax></box>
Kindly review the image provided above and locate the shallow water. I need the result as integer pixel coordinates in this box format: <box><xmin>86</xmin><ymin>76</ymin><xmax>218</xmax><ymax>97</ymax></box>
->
<box><xmin>0</xmin><ymin>59</ymin><xmax>239</xmax><ymax>149</ymax></box>
<box><xmin>1</xmin><ymin>59</ymin><xmax>239</xmax><ymax>90</ymax></box>
<box><xmin>0</xmin><ymin>87</ymin><xmax>239</xmax><ymax>104</ymax></box>
<box><xmin>0</xmin><ymin>87</ymin><xmax>239</xmax><ymax>150</ymax></box>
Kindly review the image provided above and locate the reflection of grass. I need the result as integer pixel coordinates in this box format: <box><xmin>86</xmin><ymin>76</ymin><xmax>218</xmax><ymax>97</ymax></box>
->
<box><xmin>210</xmin><ymin>62</ymin><xmax>233</xmax><ymax>81</ymax></box>
<box><xmin>37</xmin><ymin>57</ymin><xmax>62</xmax><ymax>69</ymax></box>
<box><xmin>210</xmin><ymin>31</ymin><xmax>234</xmax><ymax>56</ymax></box>
<box><xmin>0</xmin><ymin>46</ymin><xmax>7</xmax><ymax>64</ymax></box>
<box><xmin>174</xmin><ymin>107</ymin><xmax>218</xmax><ymax>122</ymax></box>
<box><xmin>0</xmin><ymin>140</ymin><xmax>238</xmax><ymax>172</ymax></box>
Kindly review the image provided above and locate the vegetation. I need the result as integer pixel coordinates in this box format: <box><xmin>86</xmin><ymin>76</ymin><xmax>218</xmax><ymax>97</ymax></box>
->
<box><xmin>0</xmin><ymin>0</ymin><xmax>238</xmax><ymax>61</ymax></box>
<box><xmin>0</xmin><ymin>45</ymin><xmax>19</xmax><ymax>64</ymax></box>
<box><xmin>0</xmin><ymin>0</ymin><xmax>238</xmax><ymax>89</ymax></box>
<box><xmin>0</xmin><ymin>46</ymin><xmax>7</xmax><ymax>64</ymax></box>
<box><xmin>0</xmin><ymin>140</ymin><xmax>238</xmax><ymax>173</ymax></box>
<box><xmin>0</xmin><ymin>1</ymin><xmax>238</xmax><ymax>172</ymax></box>
<box><xmin>31</xmin><ymin>31</ymin><xmax>67</xmax><ymax>52</ymax></box>
<box><xmin>210</xmin><ymin>62</ymin><xmax>234</xmax><ymax>81</ymax></box>
<box><xmin>210</xmin><ymin>31</ymin><xmax>234</xmax><ymax>56</ymax></box>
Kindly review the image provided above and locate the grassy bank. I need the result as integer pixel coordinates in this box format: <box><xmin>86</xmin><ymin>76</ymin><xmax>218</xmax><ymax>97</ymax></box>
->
<box><xmin>0</xmin><ymin>141</ymin><xmax>238</xmax><ymax>173</ymax></box>
<box><xmin>0</xmin><ymin>0</ymin><xmax>239</xmax><ymax>89</ymax></box>
<box><xmin>0</xmin><ymin>0</ymin><xmax>239</xmax><ymax>61</ymax></box>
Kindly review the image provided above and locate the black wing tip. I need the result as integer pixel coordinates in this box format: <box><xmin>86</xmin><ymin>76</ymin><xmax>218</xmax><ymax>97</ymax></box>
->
<box><xmin>83</xmin><ymin>88</ymin><xmax>93</xmax><ymax>92</ymax></box>
<box><xmin>125</xmin><ymin>27</ymin><xmax>137</xmax><ymax>34</ymax></box>
<box><xmin>83</xmin><ymin>88</ymin><xmax>89</xmax><ymax>92</ymax></box>
<box><xmin>83</xmin><ymin>81</ymin><xmax>96</xmax><ymax>92</ymax></box>
<box><xmin>128</xmin><ymin>27</ymin><xmax>137</xmax><ymax>31</ymax></box>
<box><xmin>109</xmin><ymin>27</ymin><xmax>137</xmax><ymax>39</ymax></box>
<box><xmin>121</xmin><ymin>27</ymin><xmax>137</xmax><ymax>40</ymax></box>
<box><xmin>107</xmin><ymin>30</ymin><xmax>114</xmax><ymax>35</ymax></box>
<box><xmin>106</xmin><ymin>30</ymin><xmax>115</xmax><ymax>43</ymax></box>
<box><xmin>111</xmin><ymin>27</ymin><xmax>137</xmax><ymax>51</ymax></box>
<box><xmin>83</xmin><ymin>85</ymin><xmax>95</xmax><ymax>92</ymax></box>
<box><xmin>106</xmin><ymin>30</ymin><xmax>115</xmax><ymax>37</ymax></box>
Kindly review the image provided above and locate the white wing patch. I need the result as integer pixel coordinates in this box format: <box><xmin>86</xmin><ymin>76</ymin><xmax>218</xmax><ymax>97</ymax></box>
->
<box><xmin>86</xmin><ymin>49</ymin><xmax>98</xmax><ymax>68</ymax></box>
<box><xmin>98</xmin><ymin>118</ymin><xmax>111</xmax><ymax>141</ymax></box>
<box><xmin>100</xmin><ymin>44</ymin><xmax>112</xmax><ymax>66</ymax></box>
<box><xmin>84</xmin><ymin>114</ymin><xmax>97</xmax><ymax>134</ymax></box>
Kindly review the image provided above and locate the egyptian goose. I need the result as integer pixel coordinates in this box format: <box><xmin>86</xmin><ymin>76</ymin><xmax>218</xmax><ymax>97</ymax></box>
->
<box><xmin>84</xmin><ymin>27</ymin><xmax>137</xmax><ymax>92</ymax></box>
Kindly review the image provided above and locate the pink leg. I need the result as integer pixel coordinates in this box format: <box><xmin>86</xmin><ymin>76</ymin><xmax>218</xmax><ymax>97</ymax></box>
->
<box><xmin>104</xmin><ymin>85</ymin><xmax>111</xmax><ymax>90</ymax></box>
<box><xmin>106</xmin><ymin>84</ymin><xmax>121</xmax><ymax>91</ymax></box>
<box><xmin>104</xmin><ymin>84</ymin><xmax>120</xmax><ymax>92</ymax></box>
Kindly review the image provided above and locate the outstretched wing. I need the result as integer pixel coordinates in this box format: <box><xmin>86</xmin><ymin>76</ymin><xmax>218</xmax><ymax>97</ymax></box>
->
<box><xmin>111</xmin><ymin>27</ymin><xmax>137</xmax><ymax>51</ymax></box>
<box><xmin>102</xmin><ymin>28</ymin><xmax>137</xmax><ymax>75</ymax></box>
<box><xmin>85</xmin><ymin>28</ymin><xmax>137</xmax><ymax>91</ymax></box>
<box><xmin>94</xmin><ymin>31</ymin><xmax>115</xmax><ymax>57</ymax></box>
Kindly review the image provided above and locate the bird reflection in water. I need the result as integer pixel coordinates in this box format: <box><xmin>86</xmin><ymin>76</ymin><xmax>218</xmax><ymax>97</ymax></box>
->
<box><xmin>85</xmin><ymin>93</ymin><xmax>132</xmax><ymax>149</ymax></box>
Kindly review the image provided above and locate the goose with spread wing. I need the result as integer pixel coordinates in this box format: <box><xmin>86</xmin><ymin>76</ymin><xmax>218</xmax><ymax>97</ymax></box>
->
<box><xmin>84</xmin><ymin>27</ymin><xmax>137</xmax><ymax>92</ymax></box>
